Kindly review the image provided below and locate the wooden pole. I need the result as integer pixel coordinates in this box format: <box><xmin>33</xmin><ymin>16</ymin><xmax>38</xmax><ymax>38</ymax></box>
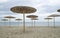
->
<box><xmin>48</xmin><ymin>19</ymin><xmax>49</xmax><ymax>27</ymax></box>
<box><xmin>54</xmin><ymin>17</ymin><xmax>55</xmax><ymax>28</ymax></box>
<box><xmin>23</xmin><ymin>13</ymin><xmax>25</xmax><ymax>33</ymax></box>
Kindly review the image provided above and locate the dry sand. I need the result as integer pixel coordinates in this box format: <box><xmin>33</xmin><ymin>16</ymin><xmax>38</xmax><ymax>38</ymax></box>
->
<box><xmin>0</xmin><ymin>26</ymin><xmax>60</xmax><ymax>38</ymax></box>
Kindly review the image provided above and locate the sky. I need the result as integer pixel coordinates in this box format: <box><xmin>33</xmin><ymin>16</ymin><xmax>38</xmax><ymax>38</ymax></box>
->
<box><xmin>0</xmin><ymin>0</ymin><xmax>60</xmax><ymax>22</ymax></box>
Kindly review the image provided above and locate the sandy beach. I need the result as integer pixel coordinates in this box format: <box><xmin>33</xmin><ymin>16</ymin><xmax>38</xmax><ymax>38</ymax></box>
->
<box><xmin>0</xmin><ymin>26</ymin><xmax>60</xmax><ymax>38</ymax></box>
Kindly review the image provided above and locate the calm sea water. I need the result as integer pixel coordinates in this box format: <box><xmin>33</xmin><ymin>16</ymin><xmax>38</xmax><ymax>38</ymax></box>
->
<box><xmin>0</xmin><ymin>22</ymin><xmax>60</xmax><ymax>26</ymax></box>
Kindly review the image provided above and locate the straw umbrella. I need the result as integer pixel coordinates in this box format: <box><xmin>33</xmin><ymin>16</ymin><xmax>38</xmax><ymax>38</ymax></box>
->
<box><xmin>31</xmin><ymin>18</ymin><xmax>38</xmax><ymax>27</ymax></box>
<box><xmin>57</xmin><ymin>9</ymin><xmax>60</xmax><ymax>12</ymax></box>
<box><xmin>10</xmin><ymin>6</ymin><xmax>36</xmax><ymax>32</ymax></box>
<box><xmin>1</xmin><ymin>19</ymin><xmax>8</xmax><ymax>21</ymax></box>
<box><xmin>26</xmin><ymin>15</ymin><xmax>38</xmax><ymax>27</ymax></box>
<box><xmin>44</xmin><ymin>17</ymin><xmax>52</xmax><ymax>27</ymax></box>
<box><xmin>1</xmin><ymin>19</ymin><xmax>8</xmax><ymax>26</ymax></box>
<box><xmin>16</xmin><ymin>18</ymin><xmax>22</xmax><ymax>26</ymax></box>
<box><xmin>48</xmin><ymin>14</ymin><xmax>60</xmax><ymax>28</ymax></box>
<box><xmin>4</xmin><ymin>16</ymin><xmax>15</xmax><ymax>27</ymax></box>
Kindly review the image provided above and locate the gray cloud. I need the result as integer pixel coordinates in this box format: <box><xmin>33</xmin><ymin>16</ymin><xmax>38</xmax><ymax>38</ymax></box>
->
<box><xmin>0</xmin><ymin>0</ymin><xmax>60</xmax><ymax>22</ymax></box>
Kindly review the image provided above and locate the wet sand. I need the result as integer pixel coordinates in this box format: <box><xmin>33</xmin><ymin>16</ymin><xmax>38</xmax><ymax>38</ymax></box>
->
<box><xmin>0</xmin><ymin>26</ymin><xmax>60</xmax><ymax>38</ymax></box>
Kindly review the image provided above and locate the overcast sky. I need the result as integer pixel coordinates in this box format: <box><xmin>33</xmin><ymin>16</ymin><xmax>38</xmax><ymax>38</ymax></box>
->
<box><xmin>0</xmin><ymin>0</ymin><xmax>60</xmax><ymax>22</ymax></box>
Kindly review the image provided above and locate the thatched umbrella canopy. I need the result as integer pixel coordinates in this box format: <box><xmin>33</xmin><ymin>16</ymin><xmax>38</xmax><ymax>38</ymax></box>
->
<box><xmin>16</xmin><ymin>18</ymin><xmax>22</xmax><ymax>26</ymax></box>
<box><xmin>1</xmin><ymin>19</ymin><xmax>8</xmax><ymax>26</ymax></box>
<box><xmin>44</xmin><ymin>17</ymin><xmax>52</xmax><ymax>27</ymax></box>
<box><xmin>10</xmin><ymin>6</ymin><xmax>37</xmax><ymax>32</ymax></box>
<box><xmin>1</xmin><ymin>19</ymin><xmax>8</xmax><ymax>21</ymax></box>
<box><xmin>27</xmin><ymin>15</ymin><xmax>38</xmax><ymax>27</ymax></box>
<box><xmin>27</xmin><ymin>15</ymin><xmax>38</xmax><ymax>19</ymax></box>
<box><xmin>57</xmin><ymin>9</ymin><xmax>60</xmax><ymax>12</ymax></box>
<box><xmin>48</xmin><ymin>14</ymin><xmax>60</xmax><ymax>28</ymax></box>
<box><xmin>4</xmin><ymin>16</ymin><xmax>15</xmax><ymax>26</ymax></box>
<box><xmin>16</xmin><ymin>18</ymin><xmax>22</xmax><ymax>21</ymax></box>
<box><xmin>31</xmin><ymin>18</ymin><xmax>38</xmax><ymax>20</ymax></box>
<box><xmin>4</xmin><ymin>16</ymin><xmax>15</xmax><ymax>19</ymax></box>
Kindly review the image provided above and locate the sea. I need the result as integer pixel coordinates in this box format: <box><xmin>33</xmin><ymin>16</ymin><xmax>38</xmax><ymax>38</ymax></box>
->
<box><xmin>0</xmin><ymin>22</ymin><xmax>60</xmax><ymax>26</ymax></box>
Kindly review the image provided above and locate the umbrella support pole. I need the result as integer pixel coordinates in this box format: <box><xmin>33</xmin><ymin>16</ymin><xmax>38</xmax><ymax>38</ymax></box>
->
<box><xmin>48</xmin><ymin>19</ymin><xmax>49</xmax><ymax>27</ymax></box>
<box><xmin>9</xmin><ymin>19</ymin><xmax>11</xmax><ymax>27</ymax></box>
<box><xmin>54</xmin><ymin>17</ymin><xmax>55</xmax><ymax>28</ymax></box>
<box><xmin>23</xmin><ymin>14</ymin><xmax>25</xmax><ymax>33</ymax></box>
